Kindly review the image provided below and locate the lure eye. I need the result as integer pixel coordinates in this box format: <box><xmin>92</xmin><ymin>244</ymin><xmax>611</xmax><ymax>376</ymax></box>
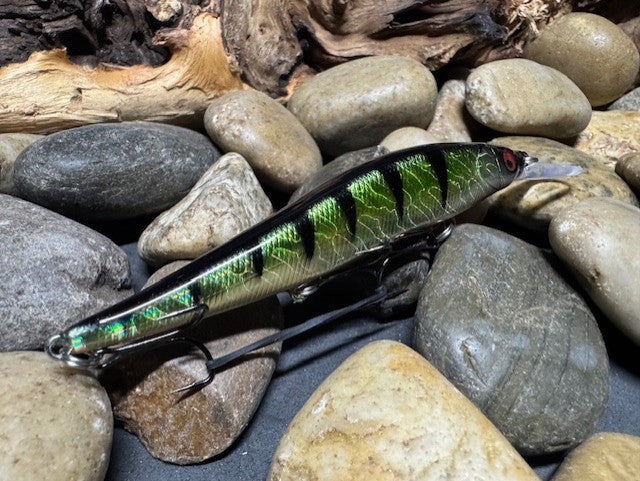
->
<box><xmin>501</xmin><ymin>150</ymin><xmax>518</xmax><ymax>173</ymax></box>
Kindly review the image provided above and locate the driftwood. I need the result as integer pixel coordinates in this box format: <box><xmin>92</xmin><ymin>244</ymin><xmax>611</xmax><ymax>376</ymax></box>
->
<box><xmin>0</xmin><ymin>0</ymin><xmax>630</xmax><ymax>134</ymax></box>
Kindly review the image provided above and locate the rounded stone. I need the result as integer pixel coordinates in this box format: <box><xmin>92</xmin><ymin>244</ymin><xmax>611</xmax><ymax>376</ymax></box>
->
<box><xmin>609</xmin><ymin>86</ymin><xmax>640</xmax><ymax>111</ymax></box>
<box><xmin>0</xmin><ymin>194</ymin><xmax>132</xmax><ymax>351</ymax></box>
<box><xmin>138</xmin><ymin>152</ymin><xmax>273</xmax><ymax>266</ymax></box>
<box><xmin>413</xmin><ymin>224</ymin><xmax>609</xmax><ymax>455</ymax></box>
<box><xmin>465</xmin><ymin>58</ymin><xmax>591</xmax><ymax>138</ymax></box>
<box><xmin>13</xmin><ymin>122</ymin><xmax>220</xmax><ymax>221</ymax></box>
<box><xmin>380</xmin><ymin>126</ymin><xmax>436</xmax><ymax>152</ymax></box>
<box><xmin>204</xmin><ymin>89</ymin><xmax>322</xmax><ymax>193</ymax></box>
<box><xmin>549</xmin><ymin>198</ymin><xmax>640</xmax><ymax>345</ymax></box>
<box><xmin>551</xmin><ymin>432</ymin><xmax>640</xmax><ymax>481</ymax></box>
<box><xmin>615</xmin><ymin>152</ymin><xmax>640</xmax><ymax>191</ymax></box>
<box><xmin>524</xmin><ymin>13</ymin><xmax>640</xmax><ymax>106</ymax></box>
<box><xmin>268</xmin><ymin>340</ymin><xmax>539</xmax><ymax>481</ymax></box>
<box><xmin>288</xmin><ymin>55</ymin><xmax>437</xmax><ymax>156</ymax></box>
<box><xmin>572</xmin><ymin>111</ymin><xmax>640</xmax><ymax>170</ymax></box>
<box><xmin>488</xmin><ymin>136</ymin><xmax>638</xmax><ymax>230</ymax></box>
<box><xmin>103</xmin><ymin>261</ymin><xmax>284</xmax><ymax>464</ymax></box>
<box><xmin>0</xmin><ymin>351</ymin><xmax>112</xmax><ymax>481</ymax></box>
<box><xmin>0</xmin><ymin>133</ymin><xmax>42</xmax><ymax>195</ymax></box>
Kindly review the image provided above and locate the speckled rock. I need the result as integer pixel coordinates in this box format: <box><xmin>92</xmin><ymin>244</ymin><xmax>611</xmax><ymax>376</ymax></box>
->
<box><xmin>0</xmin><ymin>133</ymin><xmax>42</xmax><ymax>195</ymax></box>
<box><xmin>0</xmin><ymin>195</ymin><xmax>131</xmax><ymax>351</ymax></box>
<box><xmin>572</xmin><ymin>111</ymin><xmax>640</xmax><ymax>169</ymax></box>
<box><xmin>524</xmin><ymin>13</ymin><xmax>640</xmax><ymax>106</ymax></box>
<box><xmin>616</xmin><ymin>153</ymin><xmax>640</xmax><ymax>191</ymax></box>
<box><xmin>380</xmin><ymin>80</ymin><xmax>474</xmax><ymax>151</ymax></box>
<box><xmin>104</xmin><ymin>261</ymin><xmax>283</xmax><ymax>464</ymax></box>
<box><xmin>289</xmin><ymin>146</ymin><xmax>389</xmax><ymax>204</ymax></box>
<box><xmin>0</xmin><ymin>351</ymin><xmax>112</xmax><ymax>481</ymax></box>
<box><xmin>204</xmin><ymin>89</ymin><xmax>322</xmax><ymax>193</ymax></box>
<box><xmin>488</xmin><ymin>136</ymin><xmax>638</xmax><ymax>230</ymax></box>
<box><xmin>138</xmin><ymin>153</ymin><xmax>273</xmax><ymax>267</ymax></box>
<box><xmin>413</xmin><ymin>225</ymin><xmax>609</xmax><ymax>455</ymax></box>
<box><xmin>609</xmin><ymin>86</ymin><xmax>640</xmax><ymax>111</ymax></box>
<box><xmin>13</xmin><ymin>122</ymin><xmax>220</xmax><ymax>221</ymax></box>
<box><xmin>288</xmin><ymin>56</ymin><xmax>437</xmax><ymax>156</ymax></box>
<box><xmin>465</xmin><ymin>59</ymin><xmax>591</xmax><ymax>138</ymax></box>
<box><xmin>268</xmin><ymin>340</ymin><xmax>539</xmax><ymax>481</ymax></box>
<box><xmin>550</xmin><ymin>198</ymin><xmax>640</xmax><ymax>345</ymax></box>
<box><xmin>551</xmin><ymin>432</ymin><xmax>640</xmax><ymax>481</ymax></box>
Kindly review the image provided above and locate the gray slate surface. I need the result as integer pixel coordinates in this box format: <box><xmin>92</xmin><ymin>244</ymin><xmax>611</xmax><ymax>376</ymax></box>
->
<box><xmin>106</xmin><ymin>243</ymin><xmax>640</xmax><ymax>481</ymax></box>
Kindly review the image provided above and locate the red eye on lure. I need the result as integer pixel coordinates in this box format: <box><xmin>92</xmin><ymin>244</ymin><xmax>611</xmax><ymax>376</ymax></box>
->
<box><xmin>502</xmin><ymin>150</ymin><xmax>518</xmax><ymax>173</ymax></box>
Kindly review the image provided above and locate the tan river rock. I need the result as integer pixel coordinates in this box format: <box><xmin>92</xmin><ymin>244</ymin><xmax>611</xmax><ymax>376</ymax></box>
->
<box><xmin>268</xmin><ymin>340</ymin><xmax>539</xmax><ymax>481</ymax></box>
<box><xmin>551</xmin><ymin>432</ymin><xmax>640</xmax><ymax>481</ymax></box>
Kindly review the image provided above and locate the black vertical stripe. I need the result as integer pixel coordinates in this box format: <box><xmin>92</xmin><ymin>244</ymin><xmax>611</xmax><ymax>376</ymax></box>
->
<box><xmin>189</xmin><ymin>282</ymin><xmax>201</xmax><ymax>305</ymax></box>
<box><xmin>250</xmin><ymin>245</ymin><xmax>264</xmax><ymax>276</ymax></box>
<box><xmin>335</xmin><ymin>189</ymin><xmax>357</xmax><ymax>238</ymax></box>
<box><xmin>296</xmin><ymin>214</ymin><xmax>315</xmax><ymax>259</ymax></box>
<box><xmin>426</xmin><ymin>150</ymin><xmax>448</xmax><ymax>208</ymax></box>
<box><xmin>379</xmin><ymin>164</ymin><xmax>404</xmax><ymax>220</ymax></box>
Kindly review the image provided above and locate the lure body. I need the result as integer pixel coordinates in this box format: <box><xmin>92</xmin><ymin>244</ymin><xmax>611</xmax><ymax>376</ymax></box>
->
<box><xmin>47</xmin><ymin>143</ymin><xmax>526</xmax><ymax>367</ymax></box>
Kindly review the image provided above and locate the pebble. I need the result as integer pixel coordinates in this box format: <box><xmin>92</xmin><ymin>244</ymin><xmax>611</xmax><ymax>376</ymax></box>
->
<box><xmin>103</xmin><ymin>261</ymin><xmax>283</xmax><ymax>464</ymax></box>
<box><xmin>551</xmin><ymin>432</ymin><xmax>640</xmax><ymax>481</ymax></box>
<box><xmin>549</xmin><ymin>198</ymin><xmax>640</xmax><ymax>345</ymax></box>
<box><xmin>609</xmin><ymin>86</ymin><xmax>640</xmax><ymax>111</ymax></box>
<box><xmin>0</xmin><ymin>194</ymin><xmax>131</xmax><ymax>351</ymax></box>
<box><xmin>413</xmin><ymin>224</ymin><xmax>609</xmax><ymax>455</ymax></box>
<box><xmin>268</xmin><ymin>340</ymin><xmax>539</xmax><ymax>481</ymax></box>
<box><xmin>524</xmin><ymin>13</ymin><xmax>640</xmax><ymax>106</ymax></box>
<box><xmin>0</xmin><ymin>351</ymin><xmax>112</xmax><ymax>481</ymax></box>
<box><xmin>13</xmin><ymin>122</ymin><xmax>219</xmax><ymax>221</ymax></box>
<box><xmin>0</xmin><ymin>133</ymin><xmax>42</xmax><ymax>195</ymax></box>
<box><xmin>488</xmin><ymin>136</ymin><xmax>638</xmax><ymax>230</ymax></box>
<box><xmin>465</xmin><ymin>58</ymin><xmax>591</xmax><ymax>138</ymax></box>
<box><xmin>288</xmin><ymin>56</ymin><xmax>438</xmax><ymax>156</ymax></box>
<box><xmin>572</xmin><ymin>111</ymin><xmax>640</xmax><ymax>170</ymax></box>
<box><xmin>615</xmin><ymin>153</ymin><xmax>640</xmax><ymax>192</ymax></box>
<box><xmin>380</xmin><ymin>80</ymin><xmax>474</xmax><ymax>151</ymax></box>
<box><xmin>204</xmin><ymin>89</ymin><xmax>322</xmax><ymax>193</ymax></box>
<box><xmin>138</xmin><ymin>152</ymin><xmax>273</xmax><ymax>267</ymax></box>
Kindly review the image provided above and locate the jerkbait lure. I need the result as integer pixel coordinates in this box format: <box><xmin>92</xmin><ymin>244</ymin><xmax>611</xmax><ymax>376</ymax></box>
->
<box><xmin>46</xmin><ymin>143</ymin><xmax>565</xmax><ymax>388</ymax></box>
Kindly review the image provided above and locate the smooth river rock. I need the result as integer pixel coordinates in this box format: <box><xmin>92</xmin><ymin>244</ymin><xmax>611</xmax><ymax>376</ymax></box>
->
<box><xmin>13</xmin><ymin>122</ymin><xmax>220</xmax><ymax>221</ymax></box>
<box><xmin>0</xmin><ymin>351</ymin><xmax>112</xmax><ymax>481</ymax></box>
<box><xmin>488</xmin><ymin>136</ymin><xmax>638</xmax><ymax>230</ymax></box>
<box><xmin>413</xmin><ymin>225</ymin><xmax>609</xmax><ymax>455</ymax></box>
<box><xmin>549</xmin><ymin>198</ymin><xmax>640</xmax><ymax>345</ymax></box>
<box><xmin>138</xmin><ymin>153</ymin><xmax>273</xmax><ymax>266</ymax></box>
<box><xmin>615</xmin><ymin>153</ymin><xmax>640</xmax><ymax>192</ymax></box>
<box><xmin>524</xmin><ymin>13</ymin><xmax>640</xmax><ymax>106</ymax></box>
<box><xmin>609</xmin><ymin>86</ymin><xmax>640</xmax><ymax>111</ymax></box>
<box><xmin>288</xmin><ymin>56</ymin><xmax>438</xmax><ymax>156</ymax></box>
<box><xmin>204</xmin><ymin>89</ymin><xmax>322</xmax><ymax>193</ymax></box>
<box><xmin>268</xmin><ymin>340</ymin><xmax>539</xmax><ymax>481</ymax></box>
<box><xmin>551</xmin><ymin>432</ymin><xmax>640</xmax><ymax>481</ymax></box>
<box><xmin>0</xmin><ymin>195</ymin><xmax>131</xmax><ymax>351</ymax></box>
<box><xmin>465</xmin><ymin>58</ymin><xmax>591</xmax><ymax>138</ymax></box>
<box><xmin>103</xmin><ymin>261</ymin><xmax>283</xmax><ymax>464</ymax></box>
<box><xmin>0</xmin><ymin>133</ymin><xmax>42</xmax><ymax>195</ymax></box>
<box><xmin>572</xmin><ymin>111</ymin><xmax>640</xmax><ymax>169</ymax></box>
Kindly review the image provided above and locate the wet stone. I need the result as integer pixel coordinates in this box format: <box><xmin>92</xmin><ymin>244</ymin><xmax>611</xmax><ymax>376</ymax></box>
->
<box><xmin>13</xmin><ymin>122</ymin><xmax>220</xmax><ymax>221</ymax></box>
<box><xmin>138</xmin><ymin>152</ymin><xmax>273</xmax><ymax>267</ymax></box>
<box><xmin>488</xmin><ymin>136</ymin><xmax>638</xmax><ymax>230</ymax></box>
<box><xmin>268</xmin><ymin>340</ymin><xmax>539</xmax><ymax>481</ymax></box>
<box><xmin>524</xmin><ymin>13</ymin><xmax>640</xmax><ymax>106</ymax></box>
<box><xmin>413</xmin><ymin>224</ymin><xmax>609</xmax><ymax>455</ymax></box>
<box><xmin>204</xmin><ymin>89</ymin><xmax>322</xmax><ymax>193</ymax></box>
<box><xmin>0</xmin><ymin>194</ymin><xmax>131</xmax><ymax>351</ymax></box>
<box><xmin>0</xmin><ymin>351</ymin><xmax>112</xmax><ymax>481</ymax></box>
<box><xmin>288</xmin><ymin>55</ymin><xmax>437</xmax><ymax>156</ymax></box>
<box><xmin>103</xmin><ymin>261</ymin><xmax>283</xmax><ymax>464</ymax></box>
<box><xmin>465</xmin><ymin>58</ymin><xmax>591</xmax><ymax>138</ymax></box>
<box><xmin>0</xmin><ymin>133</ymin><xmax>42</xmax><ymax>195</ymax></box>
<box><xmin>550</xmin><ymin>198</ymin><xmax>640</xmax><ymax>345</ymax></box>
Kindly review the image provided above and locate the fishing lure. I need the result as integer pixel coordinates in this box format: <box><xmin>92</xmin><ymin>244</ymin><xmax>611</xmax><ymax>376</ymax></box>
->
<box><xmin>45</xmin><ymin>143</ymin><xmax>566</xmax><ymax>386</ymax></box>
